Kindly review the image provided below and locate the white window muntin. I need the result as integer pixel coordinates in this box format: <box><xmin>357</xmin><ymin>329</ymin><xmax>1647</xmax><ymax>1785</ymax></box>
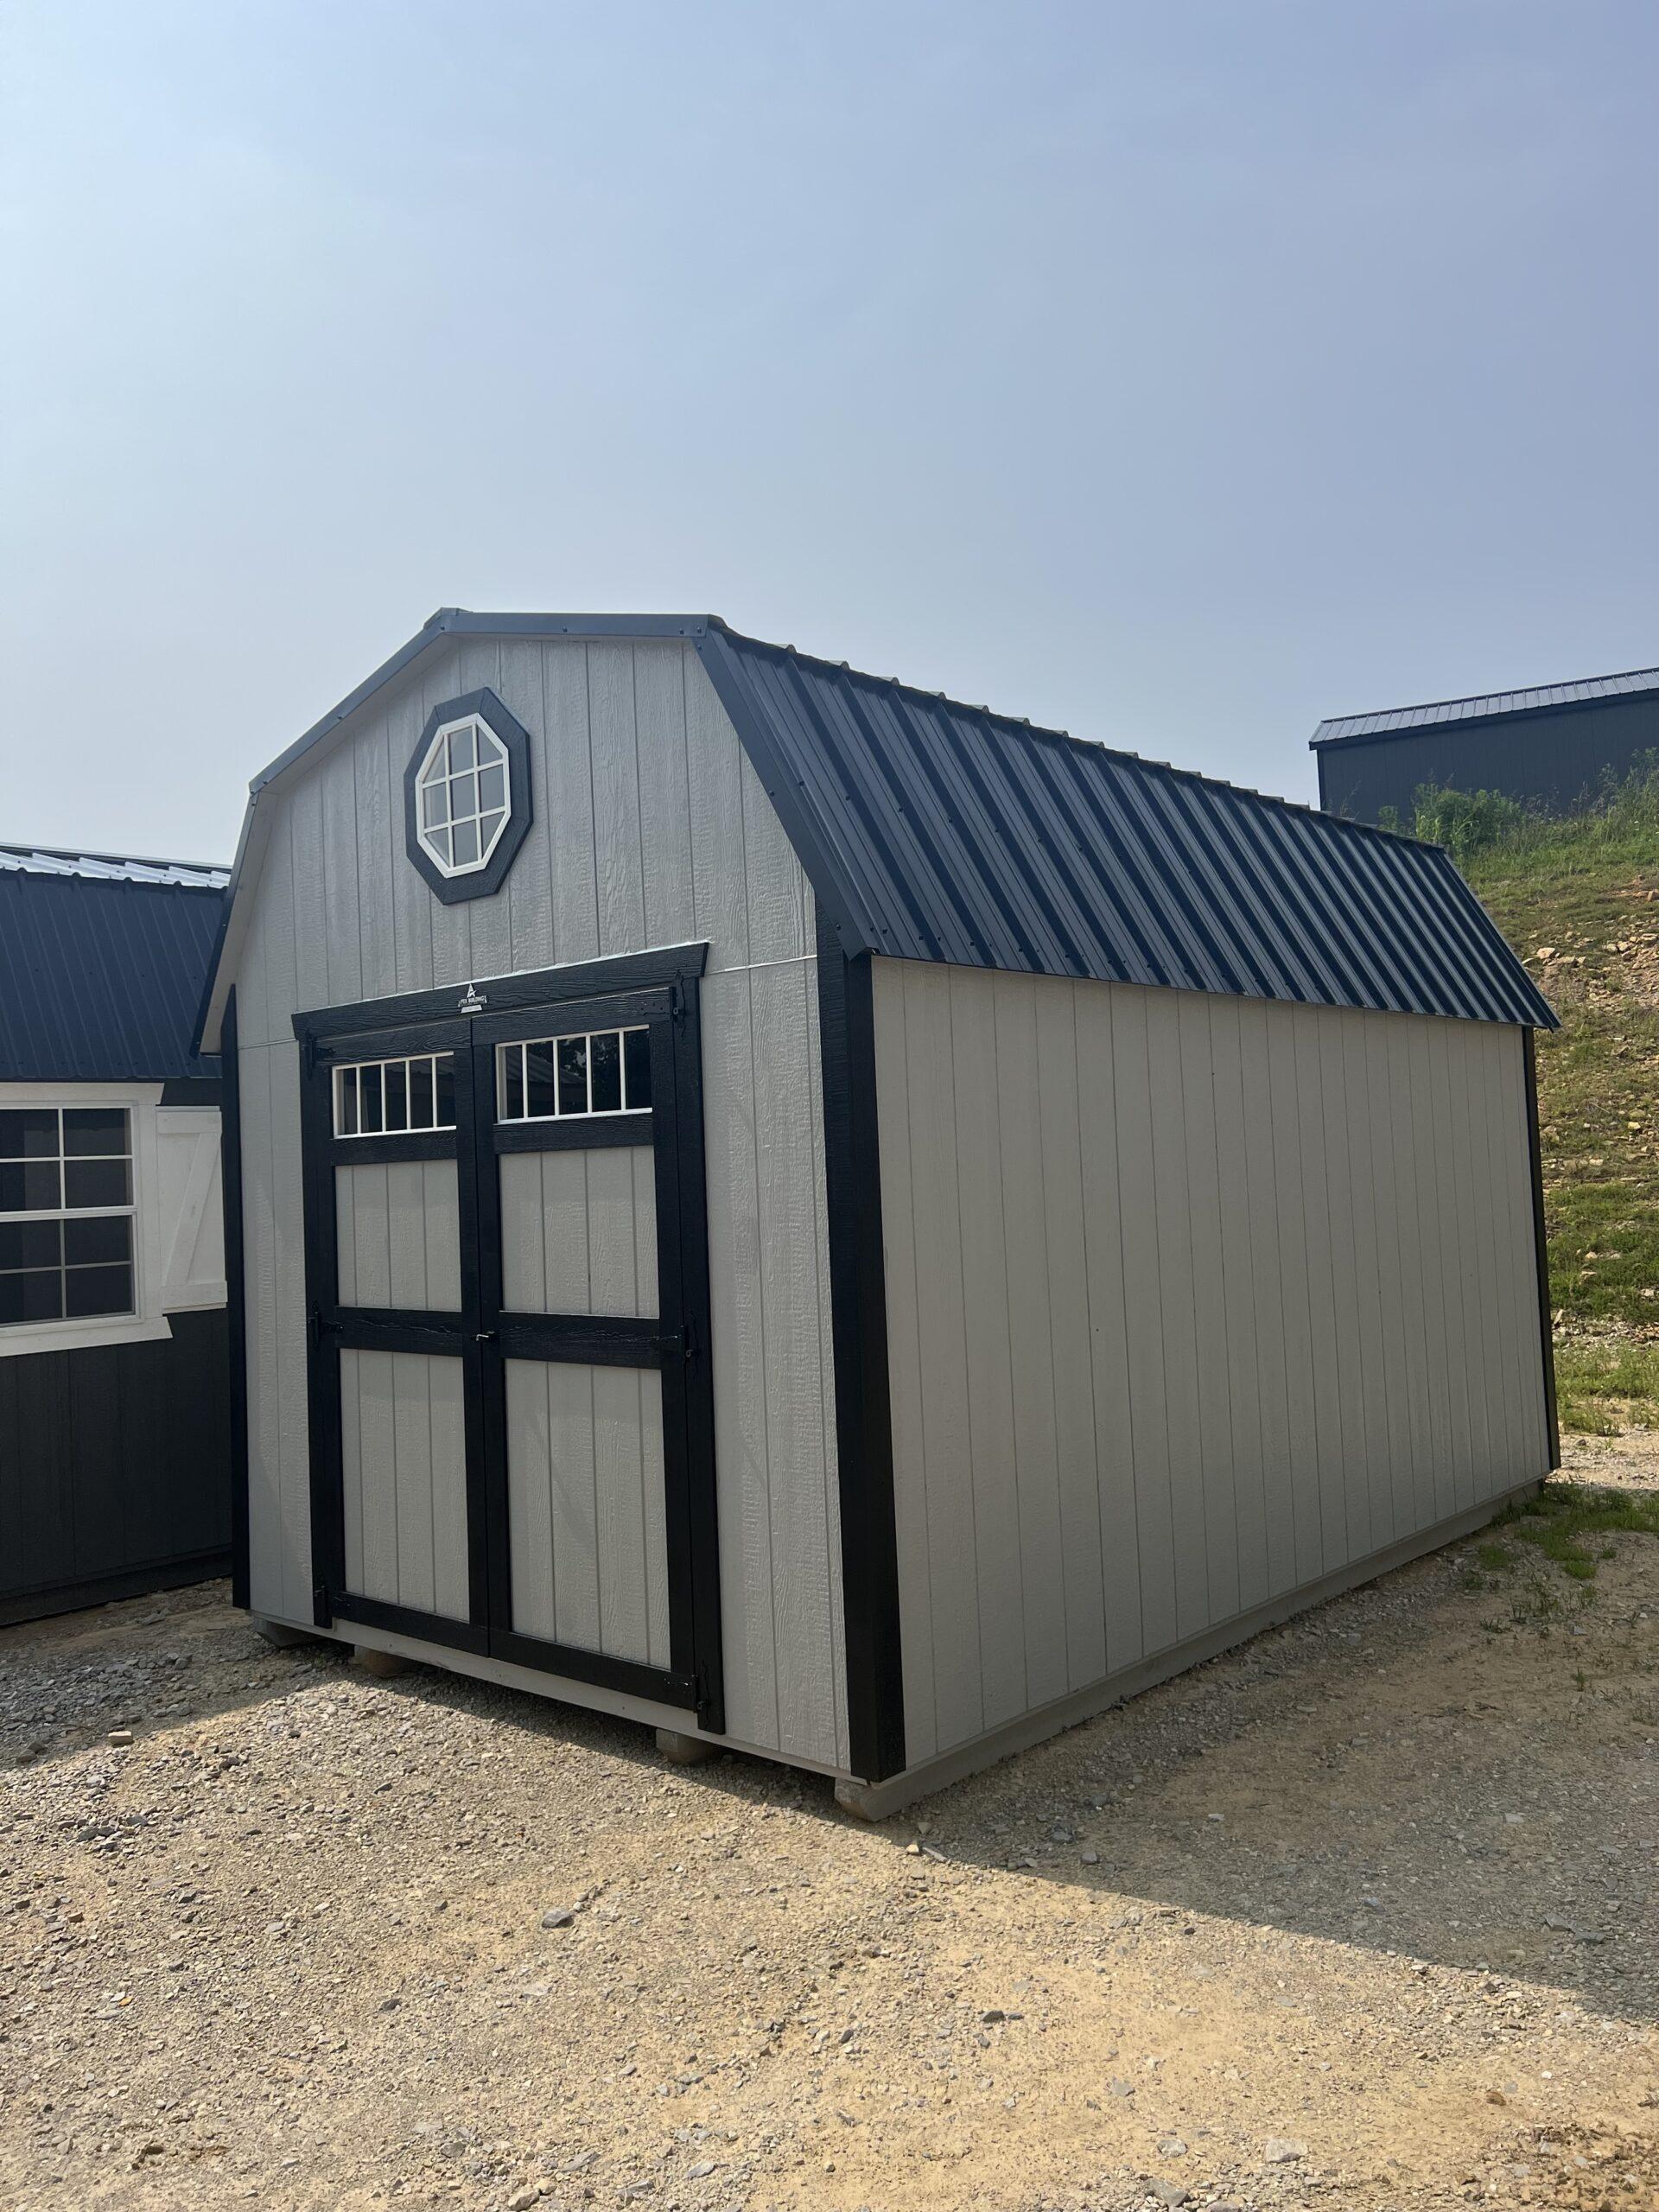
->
<box><xmin>415</xmin><ymin>714</ymin><xmax>512</xmax><ymax>879</ymax></box>
<box><xmin>496</xmin><ymin>1027</ymin><xmax>652</xmax><ymax>1124</ymax></box>
<box><xmin>334</xmin><ymin>1053</ymin><xmax>457</xmax><ymax>1138</ymax></box>
<box><xmin>0</xmin><ymin>1104</ymin><xmax>137</xmax><ymax>1329</ymax></box>
<box><xmin>0</xmin><ymin>1082</ymin><xmax>221</xmax><ymax>1361</ymax></box>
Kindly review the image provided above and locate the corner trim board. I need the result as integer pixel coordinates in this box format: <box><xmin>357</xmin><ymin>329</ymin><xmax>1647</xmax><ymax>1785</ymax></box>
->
<box><xmin>220</xmin><ymin>989</ymin><xmax>251</xmax><ymax>1611</ymax></box>
<box><xmin>815</xmin><ymin>912</ymin><xmax>906</xmax><ymax>1783</ymax></box>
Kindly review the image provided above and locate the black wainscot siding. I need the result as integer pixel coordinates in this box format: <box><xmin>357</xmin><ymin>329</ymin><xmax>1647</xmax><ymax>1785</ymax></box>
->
<box><xmin>0</xmin><ymin>1309</ymin><xmax>232</xmax><ymax>1625</ymax></box>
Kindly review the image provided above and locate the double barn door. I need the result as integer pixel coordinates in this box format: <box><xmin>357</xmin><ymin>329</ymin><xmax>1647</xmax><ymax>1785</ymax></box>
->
<box><xmin>297</xmin><ymin>953</ymin><xmax>722</xmax><ymax>1732</ymax></box>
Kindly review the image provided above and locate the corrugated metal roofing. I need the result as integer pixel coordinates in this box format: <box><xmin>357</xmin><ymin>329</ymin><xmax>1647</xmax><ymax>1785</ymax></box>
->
<box><xmin>0</xmin><ymin>843</ymin><xmax>228</xmax><ymax>888</ymax></box>
<box><xmin>200</xmin><ymin>608</ymin><xmax>1554</xmax><ymax>1042</ymax></box>
<box><xmin>1313</xmin><ymin>664</ymin><xmax>1659</xmax><ymax>747</ymax></box>
<box><xmin>0</xmin><ymin>865</ymin><xmax>227</xmax><ymax>1082</ymax></box>
<box><xmin>700</xmin><ymin>628</ymin><xmax>1556</xmax><ymax>1030</ymax></box>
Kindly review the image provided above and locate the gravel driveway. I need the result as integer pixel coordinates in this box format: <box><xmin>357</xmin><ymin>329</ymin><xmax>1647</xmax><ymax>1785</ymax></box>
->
<box><xmin>3</xmin><ymin>1438</ymin><xmax>1657</xmax><ymax>2212</ymax></box>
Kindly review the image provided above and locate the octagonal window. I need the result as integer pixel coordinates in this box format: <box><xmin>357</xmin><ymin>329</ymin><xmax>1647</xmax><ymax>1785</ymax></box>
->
<box><xmin>415</xmin><ymin>715</ymin><xmax>512</xmax><ymax>877</ymax></box>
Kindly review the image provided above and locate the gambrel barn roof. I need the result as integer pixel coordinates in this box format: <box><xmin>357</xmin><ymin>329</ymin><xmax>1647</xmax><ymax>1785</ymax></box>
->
<box><xmin>199</xmin><ymin>612</ymin><xmax>1554</xmax><ymax>1052</ymax></box>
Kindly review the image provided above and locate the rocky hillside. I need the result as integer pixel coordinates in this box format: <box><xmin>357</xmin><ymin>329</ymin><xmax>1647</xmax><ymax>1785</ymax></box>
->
<box><xmin>1421</xmin><ymin>774</ymin><xmax>1659</xmax><ymax>1432</ymax></box>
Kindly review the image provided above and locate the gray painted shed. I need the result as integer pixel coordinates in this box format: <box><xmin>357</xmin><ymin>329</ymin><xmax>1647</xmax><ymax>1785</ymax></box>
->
<box><xmin>200</xmin><ymin>613</ymin><xmax>1557</xmax><ymax>1813</ymax></box>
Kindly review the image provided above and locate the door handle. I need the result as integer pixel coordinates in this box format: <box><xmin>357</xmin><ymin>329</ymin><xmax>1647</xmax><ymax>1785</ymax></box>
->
<box><xmin>474</xmin><ymin>1329</ymin><xmax>498</xmax><ymax>1344</ymax></box>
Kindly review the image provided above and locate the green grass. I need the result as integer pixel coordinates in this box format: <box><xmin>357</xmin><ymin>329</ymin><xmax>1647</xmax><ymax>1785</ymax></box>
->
<box><xmin>1459</xmin><ymin>798</ymin><xmax>1659</xmax><ymax>1331</ymax></box>
<box><xmin>1494</xmin><ymin>1479</ymin><xmax>1659</xmax><ymax>1579</ymax></box>
<box><xmin>1554</xmin><ymin>1334</ymin><xmax>1659</xmax><ymax>1434</ymax></box>
<box><xmin>1405</xmin><ymin>765</ymin><xmax>1659</xmax><ymax>1352</ymax></box>
<box><xmin>1469</xmin><ymin>1481</ymin><xmax>1659</xmax><ymax>1631</ymax></box>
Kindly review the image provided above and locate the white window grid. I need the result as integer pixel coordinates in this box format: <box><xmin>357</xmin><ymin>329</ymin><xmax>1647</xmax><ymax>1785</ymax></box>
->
<box><xmin>0</xmin><ymin>1105</ymin><xmax>137</xmax><ymax>1327</ymax></box>
<box><xmin>334</xmin><ymin>1054</ymin><xmax>456</xmax><ymax>1139</ymax></box>
<box><xmin>416</xmin><ymin>715</ymin><xmax>512</xmax><ymax>878</ymax></box>
<box><xmin>497</xmin><ymin>1026</ymin><xmax>651</xmax><ymax>1124</ymax></box>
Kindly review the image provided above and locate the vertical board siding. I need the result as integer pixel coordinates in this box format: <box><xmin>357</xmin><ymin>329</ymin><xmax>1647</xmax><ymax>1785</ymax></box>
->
<box><xmin>234</xmin><ymin>641</ymin><xmax>845</xmax><ymax>1767</ymax></box>
<box><xmin>499</xmin><ymin>1147</ymin><xmax>658</xmax><ymax>1318</ymax></box>
<box><xmin>335</xmin><ymin>1160</ymin><xmax>462</xmax><ymax>1311</ymax></box>
<box><xmin>340</xmin><ymin>1348</ymin><xmax>469</xmax><ymax>1620</ymax></box>
<box><xmin>874</xmin><ymin>962</ymin><xmax>1552</xmax><ymax>1767</ymax></box>
<box><xmin>0</xmin><ymin>1312</ymin><xmax>231</xmax><ymax>1622</ymax></box>
<box><xmin>505</xmin><ymin>1358</ymin><xmax>670</xmax><ymax>1670</ymax></box>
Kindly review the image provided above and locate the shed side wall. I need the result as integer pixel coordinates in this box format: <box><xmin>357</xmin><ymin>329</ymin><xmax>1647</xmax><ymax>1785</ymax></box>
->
<box><xmin>232</xmin><ymin>639</ymin><xmax>847</xmax><ymax>1770</ymax></box>
<box><xmin>872</xmin><ymin>959</ymin><xmax>1549</xmax><ymax>1770</ymax></box>
<box><xmin>1316</xmin><ymin>691</ymin><xmax>1659</xmax><ymax>823</ymax></box>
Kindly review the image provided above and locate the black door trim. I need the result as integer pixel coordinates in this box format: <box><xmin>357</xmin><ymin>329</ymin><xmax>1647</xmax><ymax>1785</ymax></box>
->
<box><xmin>296</xmin><ymin>946</ymin><xmax>723</xmax><ymax>1730</ymax></box>
<box><xmin>294</xmin><ymin>942</ymin><xmax>708</xmax><ymax>1043</ymax></box>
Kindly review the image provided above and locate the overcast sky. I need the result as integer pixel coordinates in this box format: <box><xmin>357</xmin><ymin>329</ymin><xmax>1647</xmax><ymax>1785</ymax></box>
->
<box><xmin>5</xmin><ymin>2</ymin><xmax>1658</xmax><ymax>863</ymax></box>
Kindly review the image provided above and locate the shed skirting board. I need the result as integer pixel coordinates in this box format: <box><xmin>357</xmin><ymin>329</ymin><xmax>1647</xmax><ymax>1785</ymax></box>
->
<box><xmin>248</xmin><ymin>1612</ymin><xmax>851</xmax><ymax>1783</ymax></box>
<box><xmin>834</xmin><ymin>1478</ymin><xmax>1542</xmax><ymax>1820</ymax></box>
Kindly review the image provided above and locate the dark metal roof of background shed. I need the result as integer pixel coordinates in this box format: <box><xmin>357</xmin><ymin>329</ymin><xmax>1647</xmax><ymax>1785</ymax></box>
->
<box><xmin>0</xmin><ymin>849</ymin><xmax>228</xmax><ymax>1082</ymax></box>
<box><xmin>699</xmin><ymin>625</ymin><xmax>1556</xmax><ymax>1029</ymax></box>
<box><xmin>1312</xmin><ymin>662</ymin><xmax>1659</xmax><ymax>747</ymax></box>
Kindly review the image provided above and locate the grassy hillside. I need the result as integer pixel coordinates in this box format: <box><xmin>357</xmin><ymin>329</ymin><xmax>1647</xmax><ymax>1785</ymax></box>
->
<box><xmin>1410</xmin><ymin>772</ymin><xmax>1659</xmax><ymax>1432</ymax></box>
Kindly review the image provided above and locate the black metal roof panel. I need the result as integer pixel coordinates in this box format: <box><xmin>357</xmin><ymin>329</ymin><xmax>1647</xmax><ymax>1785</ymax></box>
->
<box><xmin>200</xmin><ymin>609</ymin><xmax>1553</xmax><ymax>1042</ymax></box>
<box><xmin>0</xmin><ymin>858</ymin><xmax>227</xmax><ymax>1082</ymax></box>
<box><xmin>0</xmin><ymin>845</ymin><xmax>228</xmax><ymax>888</ymax></box>
<box><xmin>1313</xmin><ymin>663</ymin><xmax>1659</xmax><ymax>747</ymax></box>
<box><xmin>699</xmin><ymin>627</ymin><xmax>1555</xmax><ymax>1029</ymax></box>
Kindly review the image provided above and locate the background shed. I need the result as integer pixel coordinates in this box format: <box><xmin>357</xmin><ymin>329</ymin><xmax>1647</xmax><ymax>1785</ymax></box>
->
<box><xmin>0</xmin><ymin>848</ymin><xmax>232</xmax><ymax>1624</ymax></box>
<box><xmin>1313</xmin><ymin>663</ymin><xmax>1659</xmax><ymax>824</ymax></box>
<box><xmin>200</xmin><ymin>613</ymin><xmax>1557</xmax><ymax>1812</ymax></box>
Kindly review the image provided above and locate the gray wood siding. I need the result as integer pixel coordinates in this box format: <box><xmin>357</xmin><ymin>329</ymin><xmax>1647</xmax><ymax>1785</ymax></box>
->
<box><xmin>499</xmin><ymin>1147</ymin><xmax>657</xmax><ymax>1318</ymax></box>
<box><xmin>336</xmin><ymin>1160</ymin><xmax>461</xmax><ymax>1311</ymax></box>
<box><xmin>873</xmin><ymin>960</ymin><xmax>1550</xmax><ymax>1770</ymax></box>
<box><xmin>505</xmin><ymin>1358</ymin><xmax>670</xmax><ymax>1669</ymax></box>
<box><xmin>340</xmin><ymin>1349</ymin><xmax>469</xmax><ymax>1621</ymax></box>
<box><xmin>232</xmin><ymin>639</ymin><xmax>846</xmax><ymax>1770</ymax></box>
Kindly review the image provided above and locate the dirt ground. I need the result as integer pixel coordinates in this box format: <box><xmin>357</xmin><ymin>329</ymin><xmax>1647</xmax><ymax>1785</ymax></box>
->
<box><xmin>3</xmin><ymin>1443</ymin><xmax>1658</xmax><ymax>2212</ymax></box>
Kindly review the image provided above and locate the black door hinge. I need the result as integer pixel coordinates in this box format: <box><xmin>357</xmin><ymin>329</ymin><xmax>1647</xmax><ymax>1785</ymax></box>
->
<box><xmin>682</xmin><ymin>1315</ymin><xmax>698</xmax><ymax>1364</ymax></box>
<box><xmin>307</xmin><ymin>1306</ymin><xmax>340</xmax><ymax>1349</ymax></box>
<box><xmin>669</xmin><ymin>977</ymin><xmax>689</xmax><ymax>1029</ymax></box>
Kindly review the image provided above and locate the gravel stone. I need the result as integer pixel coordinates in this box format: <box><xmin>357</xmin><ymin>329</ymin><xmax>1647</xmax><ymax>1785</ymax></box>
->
<box><xmin>2</xmin><ymin>1439</ymin><xmax>1657</xmax><ymax>2209</ymax></box>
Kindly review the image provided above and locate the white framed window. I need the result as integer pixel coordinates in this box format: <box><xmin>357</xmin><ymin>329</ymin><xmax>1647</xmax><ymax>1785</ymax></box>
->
<box><xmin>497</xmin><ymin>1027</ymin><xmax>652</xmax><ymax>1123</ymax></box>
<box><xmin>0</xmin><ymin>1084</ymin><xmax>225</xmax><ymax>1358</ymax></box>
<box><xmin>415</xmin><ymin>715</ymin><xmax>512</xmax><ymax>878</ymax></box>
<box><xmin>0</xmin><ymin>1105</ymin><xmax>136</xmax><ymax>1327</ymax></box>
<box><xmin>334</xmin><ymin>1052</ymin><xmax>457</xmax><ymax>1138</ymax></box>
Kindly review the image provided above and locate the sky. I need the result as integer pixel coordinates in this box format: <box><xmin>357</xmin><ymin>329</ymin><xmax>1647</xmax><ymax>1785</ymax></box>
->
<box><xmin>4</xmin><ymin>1</ymin><xmax>1659</xmax><ymax>864</ymax></box>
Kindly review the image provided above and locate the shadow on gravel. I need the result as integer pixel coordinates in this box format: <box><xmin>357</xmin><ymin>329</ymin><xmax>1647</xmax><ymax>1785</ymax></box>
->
<box><xmin>0</xmin><ymin>1581</ymin><xmax>336</xmax><ymax>1775</ymax></box>
<box><xmin>343</xmin><ymin>1565</ymin><xmax>1659</xmax><ymax>2038</ymax></box>
<box><xmin>10</xmin><ymin>1533</ymin><xmax>1656</xmax><ymax>2040</ymax></box>
<box><xmin>799</xmin><ymin>1546</ymin><xmax>1659</xmax><ymax>2036</ymax></box>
